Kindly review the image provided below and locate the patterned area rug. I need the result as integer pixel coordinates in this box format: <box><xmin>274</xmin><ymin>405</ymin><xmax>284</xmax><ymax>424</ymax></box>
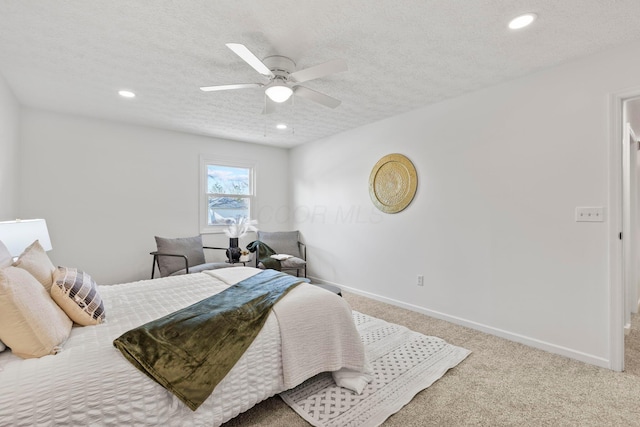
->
<box><xmin>280</xmin><ymin>311</ymin><xmax>471</xmax><ymax>427</ymax></box>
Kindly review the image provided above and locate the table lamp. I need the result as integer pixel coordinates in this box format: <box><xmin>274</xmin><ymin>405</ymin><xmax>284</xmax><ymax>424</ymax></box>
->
<box><xmin>0</xmin><ymin>219</ymin><xmax>52</xmax><ymax>257</ymax></box>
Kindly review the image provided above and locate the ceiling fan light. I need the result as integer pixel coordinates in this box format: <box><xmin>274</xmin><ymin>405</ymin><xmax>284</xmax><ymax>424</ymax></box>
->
<box><xmin>508</xmin><ymin>13</ymin><xmax>537</xmax><ymax>30</ymax></box>
<box><xmin>265</xmin><ymin>85</ymin><xmax>293</xmax><ymax>103</ymax></box>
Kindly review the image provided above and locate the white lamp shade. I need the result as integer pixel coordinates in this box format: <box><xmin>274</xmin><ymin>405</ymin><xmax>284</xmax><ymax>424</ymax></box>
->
<box><xmin>265</xmin><ymin>85</ymin><xmax>293</xmax><ymax>103</ymax></box>
<box><xmin>0</xmin><ymin>219</ymin><xmax>52</xmax><ymax>256</ymax></box>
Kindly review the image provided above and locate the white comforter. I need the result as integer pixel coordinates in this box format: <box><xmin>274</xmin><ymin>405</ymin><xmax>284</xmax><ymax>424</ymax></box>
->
<box><xmin>0</xmin><ymin>267</ymin><xmax>363</xmax><ymax>426</ymax></box>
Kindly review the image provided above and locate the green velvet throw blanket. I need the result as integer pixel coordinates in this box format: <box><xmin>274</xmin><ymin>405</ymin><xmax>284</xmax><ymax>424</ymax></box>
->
<box><xmin>246</xmin><ymin>240</ymin><xmax>281</xmax><ymax>270</ymax></box>
<box><xmin>113</xmin><ymin>270</ymin><xmax>304</xmax><ymax>411</ymax></box>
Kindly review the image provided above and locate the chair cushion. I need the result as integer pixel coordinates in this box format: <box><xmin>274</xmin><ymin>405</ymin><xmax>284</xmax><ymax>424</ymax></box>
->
<box><xmin>169</xmin><ymin>262</ymin><xmax>236</xmax><ymax>276</ymax></box>
<box><xmin>155</xmin><ymin>236</ymin><xmax>206</xmax><ymax>277</ymax></box>
<box><xmin>257</xmin><ymin>231</ymin><xmax>302</xmax><ymax>259</ymax></box>
<box><xmin>258</xmin><ymin>256</ymin><xmax>306</xmax><ymax>270</ymax></box>
<box><xmin>281</xmin><ymin>257</ymin><xmax>306</xmax><ymax>269</ymax></box>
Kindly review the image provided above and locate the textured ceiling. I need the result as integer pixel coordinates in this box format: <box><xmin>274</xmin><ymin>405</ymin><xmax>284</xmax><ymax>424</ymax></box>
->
<box><xmin>1</xmin><ymin>1</ymin><xmax>640</xmax><ymax>148</ymax></box>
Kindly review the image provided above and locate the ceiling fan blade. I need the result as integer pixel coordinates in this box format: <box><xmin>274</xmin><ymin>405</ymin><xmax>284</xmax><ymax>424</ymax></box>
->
<box><xmin>290</xmin><ymin>59</ymin><xmax>347</xmax><ymax>83</ymax></box>
<box><xmin>226</xmin><ymin>43</ymin><xmax>274</xmax><ymax>77</ymax></box>
<box><xmin>200</xmin><ymin>83</ymin><xmax>262</xmax><ymax>92</ymax></box>
<box><xmin>294</xmin><ymin>86</ymin><xmax>341</xmax><ymax>108</ymax></box>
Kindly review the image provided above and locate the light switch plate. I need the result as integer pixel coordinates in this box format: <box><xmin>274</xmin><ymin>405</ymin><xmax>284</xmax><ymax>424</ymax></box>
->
<box><xmin>575</xmin><ymin>207</ymin><xmax>604</xmax><ymax>222</ymax></box>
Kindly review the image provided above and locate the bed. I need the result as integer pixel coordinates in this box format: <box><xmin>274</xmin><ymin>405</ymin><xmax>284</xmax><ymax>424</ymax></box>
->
<box><xmin>0</xmin><ymin>266</ymin><xmax>365</xmax><ymax>426</ymax></box>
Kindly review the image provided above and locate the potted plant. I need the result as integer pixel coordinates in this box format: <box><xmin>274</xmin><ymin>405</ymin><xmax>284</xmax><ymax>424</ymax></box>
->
<box><xmin>224</xmin><ymin>218</ymin><xmax>257</xmax><ymax>262</ymax></box>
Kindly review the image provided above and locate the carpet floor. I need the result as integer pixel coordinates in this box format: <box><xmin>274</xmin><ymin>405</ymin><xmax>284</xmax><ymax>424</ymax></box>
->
<box><xmin>223</xmin><ymin>291</ymin><xmax>640</xmax><ymax>426</ymax></box>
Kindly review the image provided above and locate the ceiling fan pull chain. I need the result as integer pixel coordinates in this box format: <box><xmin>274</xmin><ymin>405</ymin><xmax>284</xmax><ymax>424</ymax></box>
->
<box><xmin>291</xmin><ymin>95</ymin><xmax>296</xmax><ymax>135</ymax></box>
<box><xmin>263</xmin><ymin>96</ymin><xmax>267</xmax><ymax>137</ymax></box>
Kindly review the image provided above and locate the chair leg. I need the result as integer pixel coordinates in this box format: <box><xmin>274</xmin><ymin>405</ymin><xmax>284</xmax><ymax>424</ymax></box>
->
<box><xmin>151</xmin><ymin>255</ymin><xmax>157</xmax><ymax>279</ymax></box>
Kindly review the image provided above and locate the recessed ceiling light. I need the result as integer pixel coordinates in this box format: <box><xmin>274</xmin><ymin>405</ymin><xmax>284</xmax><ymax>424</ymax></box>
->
<box><xmin>276</xmin><ymin>123</ymin><xmax>288</xmax><ymax>130</ymax></box>
<box><xmin>118</xmin><ymin>90</ymin><xmax>136</xmax><ymax>98</ymax></box>
<box><xmin>508</xmin><ymin>13</ymin><xmax>537</xmax><ymax>30</ymax></box>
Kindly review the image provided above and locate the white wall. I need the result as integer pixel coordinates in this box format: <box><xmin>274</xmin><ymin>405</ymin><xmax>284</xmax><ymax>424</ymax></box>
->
<box><xmin>627</xmin><ymin>98</ymin><xmax>640</xmax><ymax>133</ymax></box>
<box><xmin>0</xmin><ymin>74</ymin><xmax>20</xmax><ymax>219</ymax></box>
<box><xmin>291</xmin><ymin>40</ymin><xmax>640</xmax><ymax>367</ymax></box>
<box><xmin>630</xmin><ymin>99</ymin><xmax>640</xmax><ymax>312</ymax></box>
<box><xmin>18</xmin><ymin>110</ymin><xmax>290</xmax><ymax>284</ymax></box>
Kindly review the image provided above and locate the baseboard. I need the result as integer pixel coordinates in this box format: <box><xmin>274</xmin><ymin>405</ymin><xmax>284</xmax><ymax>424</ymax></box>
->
<box><xmin>310</xmin><ymin>275</ymin><xmax>611</xmax><ymax>370</ymax></box>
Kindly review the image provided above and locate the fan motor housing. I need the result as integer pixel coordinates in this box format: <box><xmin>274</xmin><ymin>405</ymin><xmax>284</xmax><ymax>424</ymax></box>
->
<box><xmin>263</xmin><ymin>55</ymin><xmax>296</xmax><ymax>78</ymax></box>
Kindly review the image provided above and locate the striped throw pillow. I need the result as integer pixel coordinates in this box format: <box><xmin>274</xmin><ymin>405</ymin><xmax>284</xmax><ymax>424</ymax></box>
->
<box><xmin>51</xmin><ymin>267</ymin><xmax>105</xmax><ymax>326</ymax></box>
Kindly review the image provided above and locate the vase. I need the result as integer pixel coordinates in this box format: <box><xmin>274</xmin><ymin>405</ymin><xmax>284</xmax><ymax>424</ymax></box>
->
<box><xmin>226</xmin><ymin>238</ymin><xmax>241</xmax><ymax>263</ymax></box>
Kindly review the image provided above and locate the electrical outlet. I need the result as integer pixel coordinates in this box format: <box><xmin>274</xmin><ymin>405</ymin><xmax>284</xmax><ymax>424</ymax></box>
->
<box><xmin>575</xmin><ymin>207</ymin><xmax>604</xmax><ymax>222</ymax></box>
<box><xmin>417</xmin><ymin>275</ymin><xmax>424</xmax><ymax>286</ymax></box>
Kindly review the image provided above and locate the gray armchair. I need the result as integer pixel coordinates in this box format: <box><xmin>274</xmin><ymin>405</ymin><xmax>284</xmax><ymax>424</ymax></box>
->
<box><xmin>150</xmin><ymin>235</ymin><xmax>232</xmax><ymax>278</ymax></box>
<box><xmin>254</xmin><ymin>230</ymin><xmax>306</xmax><ymax>277</ymax></box>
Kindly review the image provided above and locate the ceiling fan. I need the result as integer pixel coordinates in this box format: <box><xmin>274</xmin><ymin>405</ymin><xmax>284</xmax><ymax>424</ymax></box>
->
<box><xmin>200</xmin><ymin>43</ymin><xmax>347</xmax><ymax>113</ymax></box>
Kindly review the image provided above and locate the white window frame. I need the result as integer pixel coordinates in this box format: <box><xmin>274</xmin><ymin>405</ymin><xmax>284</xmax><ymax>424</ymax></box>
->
<box><xmin>200</xmin><ymin>155</ymin><xmax>256</xmax><ymax>234</ymax></box>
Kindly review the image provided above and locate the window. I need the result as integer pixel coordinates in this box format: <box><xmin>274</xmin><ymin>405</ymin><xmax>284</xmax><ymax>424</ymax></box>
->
<box><xmin>200</xmin><ymin>157</ymin><xmax>255</xmax><ymax>232</ymax></box>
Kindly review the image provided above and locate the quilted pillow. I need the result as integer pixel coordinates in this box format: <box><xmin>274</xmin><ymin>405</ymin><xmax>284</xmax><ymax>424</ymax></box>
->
<box><xmin>51</xmin><ymin>267</ymin><xmax>105</xmax><ymax>326</ymax></box>
<box><xmin>13</xmin><ymin>240</ymin><xmax>56</xmax><ymax>291</ymax></box>
<box><xmin>0</xmin><ymin>266</ymin><xmax>72</xmax><ymax>358</ymax></box>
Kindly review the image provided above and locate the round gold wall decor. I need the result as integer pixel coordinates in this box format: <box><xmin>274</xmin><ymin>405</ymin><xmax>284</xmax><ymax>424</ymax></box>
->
<box><xmin>369</xmin><ymin>153</ymin><xmax>417</xmax><ymax>213</ymax></box>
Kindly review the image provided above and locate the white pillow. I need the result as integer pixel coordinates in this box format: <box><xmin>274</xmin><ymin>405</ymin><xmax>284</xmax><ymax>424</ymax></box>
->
<box><xmin>51</xmin><ymin>267</ymin><xmax>106</xmax><ymax>326</ymax></box>
<box><xmin>0</xmin><ymin>267</ymin><xmax>72</xmax><ymax>358</ymax></box>
<box><xmin>0</xmin><ymin>241</ymin><xmax>6</xmax><ymax>352</ymax></box>
<box><xmin>0</xmin><ymin>241</ymin><xmax>8</xmax><ymax>352</ymax></box>
<box><xmin>0</xmin><ymin>240</ymin><xmax>12</xmax><ymax>269</ymax></box>
<box><xmin>13</xmin><ymin>240</ymin><xmax>56</xmax><ymax>292</ymax></box>
<box><xmin>0</xmin><ymin>249</ymin><xmax>11</xmax><ymax>359</ymax></box>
